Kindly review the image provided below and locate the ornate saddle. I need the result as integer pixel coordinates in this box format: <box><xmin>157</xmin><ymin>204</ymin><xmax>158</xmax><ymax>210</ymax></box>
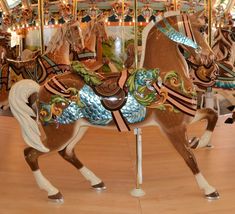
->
<box><xmin>94</xmin><ymin>72</ymin><xmax>128</xmax><ymax>111</ymax></box>
<box><xmin>72</xmin><ymin>61</ymin><xmax>130</xmax><ymax>132</ymax></box>
<box><xmin>72</xmin><ymin>61</ymin><xmax>128</xmax><ymax>111</ymax></box>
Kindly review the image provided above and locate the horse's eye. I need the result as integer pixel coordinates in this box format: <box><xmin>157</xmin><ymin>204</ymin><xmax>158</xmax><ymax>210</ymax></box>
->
<box><xmin>199</xmin><ymin>27</ymin><xmax>205</xmax><ymax>33</ymax></box>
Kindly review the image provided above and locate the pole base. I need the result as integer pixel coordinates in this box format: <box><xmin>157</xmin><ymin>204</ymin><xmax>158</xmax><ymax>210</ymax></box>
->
<box><xmin>130</xmin><ymin>188</ymin><xmax>146</xmax><ymax>197</ymax></box>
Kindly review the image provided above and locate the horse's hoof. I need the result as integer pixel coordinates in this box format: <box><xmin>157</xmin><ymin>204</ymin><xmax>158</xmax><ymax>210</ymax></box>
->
<box><xmin>206</xmin><ymin>144</ymin><xmax>214</xmax><ymax>149</ymax></box>
<box><xmin>189</xmin><ymin>137</ymin><xmax>199</xmax><ymax>149</ymax></box>
<box><xmin>205</xmin><ymin>191</ymin><xmax>220</xmax><ymax>200</ymax></box>
<box><xmin>48</xmin><ymin>192</ymin><xmax>64</xmax><ymax>203</ymax></box>
<box><xmin>92</xmin><ymin>182</ymin><xmax>106</xmax><ymax>191</ymax></box>
<box><xmin>224</xmin><ymin>118</ymin><xmax>234</xmax><ymax>124</ymax></box>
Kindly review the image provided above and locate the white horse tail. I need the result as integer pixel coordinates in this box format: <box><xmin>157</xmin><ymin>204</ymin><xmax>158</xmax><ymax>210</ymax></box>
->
<box><xmin>9</xmin><ymin>79</ymin><xmax>49</xmax><ymax>153</ymax></box>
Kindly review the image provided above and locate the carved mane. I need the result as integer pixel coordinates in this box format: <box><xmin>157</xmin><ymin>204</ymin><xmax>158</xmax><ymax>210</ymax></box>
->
<box><xmin>46</xmin><ymin>23</ymin><xmax>69</xmax><ymax>54</ymax></box>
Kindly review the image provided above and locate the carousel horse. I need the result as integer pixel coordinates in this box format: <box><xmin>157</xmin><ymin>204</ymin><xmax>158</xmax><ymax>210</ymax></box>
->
<box><xmin>9</xmin><ymin>11</ymin><xmax>219</xmax><ymax>201</ymax></box>
<box><xmin>0</xmin><ymin>20</ymin><xmax>85</xmax><ymax>110</ymax></box>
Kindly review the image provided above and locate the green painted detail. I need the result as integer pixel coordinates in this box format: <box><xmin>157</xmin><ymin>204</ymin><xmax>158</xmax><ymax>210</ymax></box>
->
<box><xmin>126</xmin><ymin>68</ymin><xmax>159</xmax><ymax>107</ymax></box>
<box><xmin>72</xmin><ymin>61</ymin><xmax>102</xmax><ymax>86</ymax></box>
<box><xmin>39</xmin><ymin>87</ymin><xmax>84</xmax><ymax>124</ymax></box>
<box><xmin>164</xmin><ymin>71</ymin><xmax>197</xmax><ymax>97</ymax></box>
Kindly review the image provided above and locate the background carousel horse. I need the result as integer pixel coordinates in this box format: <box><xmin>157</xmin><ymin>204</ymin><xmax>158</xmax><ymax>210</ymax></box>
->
<box><xmin>76</xmin><ymin>15</ymin><xmax>108</xmax><ymax>72</ymax></box>
<box><xmin>21</xmin><ymin>49</ymin><xmax>41</xmax><ymax>61</ymax></box>
<box><xmin>0</xmin><ymin>20</ymin><xmax>84</xmax><ymax>110</ymax></box>
<box><xmin>211</xmin><ymin>26</ymin><xmax>235</xmax><ymax>123</ymax></box>
<box><xmin>9</xmin><ymin>11</ymin><xmax>219</xmax><ymax>202</ymax></box>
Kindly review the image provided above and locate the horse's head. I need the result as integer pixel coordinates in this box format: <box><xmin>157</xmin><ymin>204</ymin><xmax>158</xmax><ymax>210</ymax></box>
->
<box><xmin>182</xmin><ymin>11</ymin><xmax>219</xmax><ymax>89</ymax></box>
<box><xmin>46</xmin><ymin>21</ymin><xmax>84</xmax><ymax>55</ymax></box>
<box><xmin>184</xmin><ymin>11</ymin><xmax>215</xmax><ymax>66</ymax></box>
<box><xmin>95</xmin><ymin>15</ymin><xmax>108</xmax><ymax>42</ymax></box>
<box><xmin>89</xmin><ymin>15</ymin><xmax>108</xmax><ymax>42</ymax></box>
<box><xmin>65</xmin><ymin>20</ymin><xmax>85</xmax><ymax>53</ymax></box>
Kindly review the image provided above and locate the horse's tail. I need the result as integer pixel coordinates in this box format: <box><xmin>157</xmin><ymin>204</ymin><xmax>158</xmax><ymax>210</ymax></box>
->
<box><xmin>9</xmin><ymin>79</ymin><xmax>49</xmax><ymax>152</ymax></box>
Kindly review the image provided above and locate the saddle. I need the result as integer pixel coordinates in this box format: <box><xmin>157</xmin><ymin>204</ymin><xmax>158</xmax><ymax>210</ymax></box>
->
<box><xmin>94</xmin><ymin>72</ymin><xmax>128</xmax><ymax>111</ymax></box>
<box><xmin>94</xmin><ymin>71</ymin><xmax>130</xmax><ymax>132</ymax></box>
<box><xmin>72</xmin><ymin>61</ymin><xmax>130</xmax><ymax>132</ymax></box>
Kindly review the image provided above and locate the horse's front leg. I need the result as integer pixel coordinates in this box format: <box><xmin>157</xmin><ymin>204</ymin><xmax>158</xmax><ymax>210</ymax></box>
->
<box><xmin>24</xmin><ymin>147</ymin><xmax>63</xmax><ymax>202</ymax></box>
<box><xmin>189</xmin><ymin>108</ymin><xmax>218</xmax><ymax>149</ymax></box>
<box><xmin>157</xmin><ymin>111</ymin><xmax>219</xmax><ymax>199</ymax></box>
<box><xmin>58</xmin><ymin>126</ymin><xmax>106</xmax><ymax>191</ymax></box>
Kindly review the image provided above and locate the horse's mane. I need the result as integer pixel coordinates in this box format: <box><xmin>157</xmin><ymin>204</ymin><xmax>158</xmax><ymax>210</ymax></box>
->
<box><xmin>212</xmin><ymin>28</ymin><xmax>233</xmax><ymax>61</ymax></box>
<box><xmin>46</xmin><ymin>23</ymin><xmax>69</xmax><ymax>54</ymax></box>
<box><xmin>139</xmin><ymin>11</ymin><xmax>180</xmax><ymax>67</ymax></box>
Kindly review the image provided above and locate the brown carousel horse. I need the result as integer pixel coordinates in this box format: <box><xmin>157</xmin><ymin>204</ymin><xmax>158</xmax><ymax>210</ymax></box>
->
<box><xmin>0</xmin><ymin>21</ymin><xmax>85</xmax><ymax>110</ymax></box>
<box><xmin>9</xmin><ymin>11</ymin><xmax>219</xmax><ymax>202</ymax></box>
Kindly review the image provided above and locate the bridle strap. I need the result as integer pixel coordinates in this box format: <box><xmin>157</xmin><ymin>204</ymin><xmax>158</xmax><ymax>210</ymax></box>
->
<box><xmin>181</xmin><ymin>14</ymin><xmax>196</xmax><ymax>44</ymax></box>
<box><xmin>152</xmin><ymin>82</ymin><xmax>197</xmax><ymax>117</ymax></box>
<box><xmin>155</xmin><ymin>15</ymin><xmax>201</xmax><ymax>53</ymax></box>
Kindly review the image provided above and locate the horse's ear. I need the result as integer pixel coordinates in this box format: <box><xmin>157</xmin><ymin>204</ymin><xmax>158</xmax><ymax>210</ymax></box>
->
<box><xmin>70</xmin><ymin>20</ymin><xmax>80</xmax><ymax>27</ymax></box>
<box><xmin>191</xmin><ymin>10</ymin><xmax>205</xmax><ymax>19</ymax></box>
<box><xmin>97</xmin><ymin>13</ymin><xmax>104</xmax><ymax>21</ymax></box>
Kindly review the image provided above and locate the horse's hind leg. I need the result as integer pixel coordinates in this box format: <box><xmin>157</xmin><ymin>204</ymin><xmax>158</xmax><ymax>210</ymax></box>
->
<box><xmin>158</xmin><ymin>114</ymin><xmax>219</xmax><ymax>199</ymax></box>
<box><xmin>24</xmin><ymin>147</ymin><xmax>63</xmax><ymax>202</ymax></box>
<box><xmin>58</xmin><ymin>127</ymin><xmax>106</xmax><ymax>191</ymax></box>
<box><xmin>189</xmin><ymin>108</ymin><xmax>218</xmax><ymax>149</ymax></box>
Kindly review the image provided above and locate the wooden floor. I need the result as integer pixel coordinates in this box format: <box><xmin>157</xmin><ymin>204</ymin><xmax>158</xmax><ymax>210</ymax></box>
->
<box><xmin>0</xmin><ymin>115</ymin><xmax>235</xmax><ymax>214</ymax></box>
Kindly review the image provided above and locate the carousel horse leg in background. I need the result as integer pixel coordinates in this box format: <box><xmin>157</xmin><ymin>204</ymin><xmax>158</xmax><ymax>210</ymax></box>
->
<box><xmin>0</xmin><ymin>20</ymin><xmax>84</xmax><ymax>110</ymax></box>
<box><xmin>9</xmin><ymin>11</ymin><xmax>219</xmax><ymax>201</ymax></box>
<box><xmin>188</xmin><ymin>108</ymin><xmax>218</xmax><ymax>149</ymax></box>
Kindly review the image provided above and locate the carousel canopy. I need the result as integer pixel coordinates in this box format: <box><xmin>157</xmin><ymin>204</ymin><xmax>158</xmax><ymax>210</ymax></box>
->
<box><xmin>0</xmin><ymin>0</ymin><xmax>234</xmax><ymax>29</ymax></box>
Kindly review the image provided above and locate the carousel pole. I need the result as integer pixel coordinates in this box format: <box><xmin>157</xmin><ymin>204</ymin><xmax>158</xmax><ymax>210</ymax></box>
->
<box><xmin>225</xmin><ymin>0</ymin><xmax>235</xmax><ymax>14</ymax></box>
<box><xmin>18</xmin><ymin>1</ymin><xmax>31</xmax><ymax>59</ymax></box>
<box><xmin>121</xmin><ymin>0</ymin><xmax>125</xmax><ymax>64</ymax></box>
<box><xmin>0</xmin><ymin>0</ymin><xmax>10</xmax><ymax>15</ymax></box>
<box><xmin>72</xmin><ymin>0</ymin><xmax>78</xmax><ymax>20</ymax></box>
<box><xmin>173</xmin><ymin>0</ymin><xmax>178</xmax><ymax>11</ymax></box>
<box><xmin>207</xmin><ymin>0</ymin><xmax>212</xmax><ymax>47</ymax></box>
<box><xmin>202</xmin><ymin>0</ymin><xmax>218</xmax><ymax>142</ymax></box>
<box><xmin>130</xmin><ymin>0</ymin><xmax>145</xmax><ymax>198</ymax></box>
<box><xmin>38</xmin><ymin>0</ymin><xmax>45</xmax><ymax>54</ymax></box>
<box><xmin>22</xmin><ymin>0</ymin><xmax>30</xmax><ymax>9</ymax></box>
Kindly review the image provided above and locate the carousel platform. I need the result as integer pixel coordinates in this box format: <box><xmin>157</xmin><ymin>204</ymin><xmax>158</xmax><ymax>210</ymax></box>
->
<box><xmin>0</xmin><ymin>114</ymin><xmax>235</xmax><ymax>214</ymax></box>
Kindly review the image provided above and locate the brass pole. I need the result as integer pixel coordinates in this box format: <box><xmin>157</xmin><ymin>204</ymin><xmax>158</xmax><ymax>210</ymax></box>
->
<box><xmin>134</xmin><ymin>1</ymin><xmax>138</xmax><ymax>187</ymax></box>
<box><xmin>121</xmin><ymin>0</ymin><xmax>125</xmax><ymax>65</ymax></box>
<box><xmin>134</xmin><ymin>0</ymin><xmax>138</xmax><ymax>69</ymax></box>
<box><xmin>38</xmin><ymin>0</ymin><xmax>45</xmax><ymax>54</ymax></box>
<box><xmin>207</xmin><ymin>0</ymin><xmax>212</xmax><ymax>47</ymax></box>
<box><xmin>131</xmin><ymin>1</ymin><xmax>145</xmax><ymax>197</ymax></box>
<box><xmin>72</xmin><ymin>0</ymin><xmax>78</xmax><ymax>20</ymax></box>
<box><xmin>22</xmin><ymin>0</ymin><xmax>31</xmax><ymax>9</ymax></box>
<box><xmin>173</xmin><ymin>0</ymin><xmax>177</xmax><ymax>11</ymax></box>
<box><xmin>0</xmin><ymin>0</ymin><xmax>10</xmax><ymax>15</ymax></box>
<box><xmin>19</xmin><ymin>35</ymin><xmax>23</xmax><ymax>59</ymax></box>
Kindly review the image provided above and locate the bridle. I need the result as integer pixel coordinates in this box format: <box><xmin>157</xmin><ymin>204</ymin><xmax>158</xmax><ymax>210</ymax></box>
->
<box><xmin>155</xmin><ymin>14</ymin><xmax>202</xmax><ymax>54</ymax></box>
